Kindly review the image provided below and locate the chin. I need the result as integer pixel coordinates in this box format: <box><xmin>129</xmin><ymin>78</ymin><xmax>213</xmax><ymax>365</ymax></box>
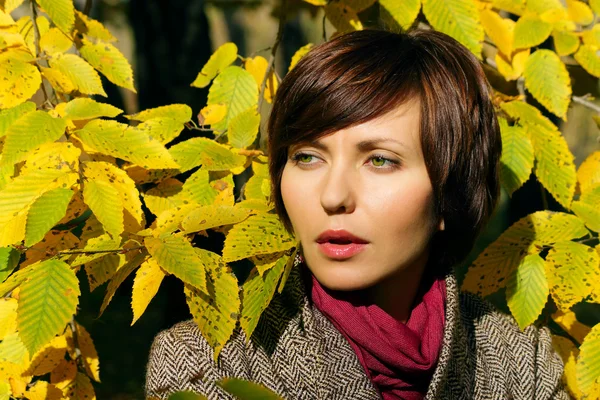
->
<box><xmin>311</xmin><ymin>267</ymin><xmax>376</xmax><ymax>292</ymax></box>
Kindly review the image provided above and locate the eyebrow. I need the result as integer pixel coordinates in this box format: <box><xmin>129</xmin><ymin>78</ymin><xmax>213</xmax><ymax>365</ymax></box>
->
<box><xmin>301</xmin><ymin>137</ymin><xmax>407</xmax><ymax>152</ymax></box>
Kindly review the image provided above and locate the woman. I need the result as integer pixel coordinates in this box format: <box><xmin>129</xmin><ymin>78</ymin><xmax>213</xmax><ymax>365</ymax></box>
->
<box><xmin>145</xmin><ymin>29</ymin><xmax>568</xmax><ymax>399</ymax></box>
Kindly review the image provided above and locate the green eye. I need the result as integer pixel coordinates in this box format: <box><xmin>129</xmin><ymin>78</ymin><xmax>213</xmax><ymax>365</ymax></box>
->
<box><xmin>299</xmin><ymin>154</ymin><xmax>313</xmax><ymax>163</ymax></box>
<box><xmin>372</xmin><ymin>156</ymin><xmax>385</xmax><ymax>167</ymax></box>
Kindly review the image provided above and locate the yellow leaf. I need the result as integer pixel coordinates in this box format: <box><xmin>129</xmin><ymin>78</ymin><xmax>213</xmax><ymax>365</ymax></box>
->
<box><xmin>545</xmin><ymin>241</ymin><xmax>600</xmax><ymax>311</ymax></box>
<box><xmin>574</xmin><ymin>44</ymin><xmax>600</xmax><ymax>78</ymax></box>
<box><xmin>492</xmin><ymin>0</ymin><xmax>525</xmax><ymax>15</ymax></box>
<box><xmin>200</xmin><ymin>104</ymin><xmax>226</xmax><ymax>126</ymax></box>
<box><xmin>379</xmin><ymin>0</ymin><xmax>421</xmax><ymax>30</ymax></box>
<box><xmin>0</xmin><ymin>9</ymin><xmax>14</xmax><ymax>27</ymax></box>
<box><xmin>591</xmin><ymin>0</ymin><xmax>600</xmax><ymax>15</ymax></box>
<box><xmin>0</xmin><ymin>298</ymin><xmax>17</xmax><ymax>340</ymax></box>
<box><xmin>73</xmin><ymin>323</ymin><xmax>100</xmax><ymax>382</ymax></box>
<box><xmin>0</xmin><ymin>59</ymin><xmax>41</xmax><ymax>109</ymax></box>
<box><xmin>40</xmin><ymin>28</ymin><xmax>72</xmax><ymax>55</ymax></box>
<box><xmin>191</xmin><ymin>42</ymin><xmax>238</xmax><ymax>88</ymax></box>
<box><xmin>126</xmin><ymin>104</ymin><xmax>191</xmax><ymax>124</ymax></box>
<box><xmin>480</xmin><ymin>9</ymin><xmax>513</xmax><ymax>56</ymax></box>
<box><xmin>527</xmin><ymin>0</ymin><xmax>564</xmax><ymax>14</ymax></box>
<box><xmin>0</xmin><ymin>101</ymin><xmax>35</xmax><ymax>139</ymax></box>
<box><xmin>244</xmin><ymin>56</ymin><xmax>278</xmax><ymax>103</ymax></box>
<box><xmin>17</xmin><ymin>16</ymin><xmax>49</xmax><ymax>55</ymax></box>
<box><xmin>552</xmin><ymin>29</ymin><xmax>580</xmax><ymax>56</ymax></box>
<box><xmin>40</xmin><ymin>66</ymin><xmax>75</xmax><ymax>94</ymax></box>
<box><xmin>142</xmin><ymin>178</ymin><xmax>187</xmax><ymax>217</ymax></box>
<box><xmin>83</xmin><ymin>180</ymin><xmax>123</xmax><ymax>241</ymax></box>
<box><xmin>523</xmin><ymin>49</ymin><xmax>571</xmax><ymax>120</ymax></box>
<box><xmin>181</xmin><ymin>204</ymin><xmax>252</xmax><ymax>233</ymax></box>
<box><xmin>540</xmin><ymin>8</ymin><xmax>569</xmax><ymax>24</ymax></box>
<box><xmin>498</xmin><ymin>118</ymin><xmax>533</xmax><ymax>196</ymax></box>
<box><xmin>551</xmin><ymin>335</ymin><xmax>582</xmax><ymax>399</ymax></box>
<box><xmin>0</xmin><ymin>0</ymin><xmax>24</xmax><ymax>13</ymax></box>
<box><xmin>495</xmin><ymin>48</ymin><xmax>529</xmax><ymax>81</ymax></box>
<box><xmin>422</xmin><ymin>0</ymin><xmax>484</xmax><ymax>57</ymax></box>
<box><xmin>74</xmin><ymin>10</ymin><xmax>115</xmax><ymax>42</ymax></box>
<box><xmin>79</xmin><ymin>37</ymin><xmax>136</xmax><ymax>92</ymax></box>
<box><xmin>131</xmin><ymin>258</ymin><xmax>165</xmax><ymax>325</ymax></box>
<box><xmin>582</xmin><ymin>25</ymin><xmax>600</xmax><ymax>47</ymax></box>
<box><xmin>24</xmin><ymin>381</ymin><xmax>62</xmax><ymax>400</ymax></box>
<box><xmin>36</xmin><ymin>0</ymin><xmax>75</xmax><ymax>33</ymax></box>
<box><xmin>325</xmin><ymin>2</ymin><xmax>363</xmax><ymax>33</ymax></box>
<box><xmin>566</xmin><ymin>0</ymin><xmax>594</xmax><ymax>25</ymax></box>
<box><xmin>98</xmin><ymin>251</ymin><xmax>146</xmax><ymax>316</ymax></box>
<box><xmin>19</xmin><ymin>142</ymin><xmax>80</xmax><ymax>176</ymax></box>
<box><xmin>344</xmin><ymin>0</ymin><xmax>376</xmax><ymax>12</ymax></box>
<box><xmin>50</xmin><ymin>359</ymin><xmax>76</xmax><ymax>390</ymax></box>
<box><xmin>577</xmin><ymin>322</ymin><xmax>600</xmax><ymax>396</ymax></box>
<box><xmin>572</xmin><ymin>186</ymin><xmax>600</xmax><ymax>232</ymax></box>
<box><xmin>48</xmin><ymin>53</ymin><xmax>106</xmax><ymax>96</ymax></box>
<box><xmin>228</xmin><ymin>107</ymin><xmax>260</xmax><ymax>149</ymax></box>
<box><xmin>63</xmin><ymin>372</ymin><xmax>96</xmax><ymax>400</ymax></box>
<box><xmin>577</xmin><ymin>151</ymin><xmax>600</xmax><ymax>194</ymax></box>
<box><xmin>21</xmin><ymin>230</ymin><xmax>79</xmax><ymax>268</ymax></box>
<box><xmin>169</xmin><ymin>137</ymin><xmax>246</xmax><ymax>172</ymax></box>
<box><xmin>58</xmin><ymin>97</ymin><xmax>122</xmax><ymax>120</ymax></box>
<box><xmin>153</xmin><ymin>203</ymin><xmax>198</xmax><ymax>235</ymax></box>
<box><xmin>552</xmin><ymin>309</ymin><xmax>591</xmax><ymax>344</ymax></box>
<box><xmin>288</xmin><ymin>43</ymin><xmax>313</xmax><ymax>72</ymax></box>
<box><xmin>26</xmin><ymin>335</ymin><xmax>67</xmax><ymax>376</ymax></box>
<box><xmin>303</xmin><ymin>0</ymin><xmax>326</xmax><ymax>4</ymax></box>
<box><xmin>513</xmin><ymin>16</ymin><xmax>552</xmax><ymax>49</ymax></box>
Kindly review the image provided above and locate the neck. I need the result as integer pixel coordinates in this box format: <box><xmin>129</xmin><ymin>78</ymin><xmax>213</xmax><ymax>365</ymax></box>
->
<box><xmin>363</xmin><ymin>252</ymin><xmax>430</xmax><ymax>323</ymax></box>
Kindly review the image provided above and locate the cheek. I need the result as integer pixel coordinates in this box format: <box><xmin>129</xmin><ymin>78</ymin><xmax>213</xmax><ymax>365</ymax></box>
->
<box><xmin>280</xmin><ymin>167</ymin><xmax>307</xmax><ymax>230</ymax></box>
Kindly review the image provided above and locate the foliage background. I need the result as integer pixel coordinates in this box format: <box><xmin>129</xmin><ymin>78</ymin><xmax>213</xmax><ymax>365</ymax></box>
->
<box><xmin>0</xmin><ymin>0</ymin><xmax>600</xmax><ymax>399</ymax></box>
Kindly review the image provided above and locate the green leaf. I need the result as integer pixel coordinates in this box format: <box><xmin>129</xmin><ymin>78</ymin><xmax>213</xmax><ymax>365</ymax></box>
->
<box><xmin>83</xmin><ymin>180</ymin><xmax>123</xmax><ymax>242</ymax></box>
<box><xmin>523</xmin><ymin>50</ymin><xmax>571</xmax><ymax>119</ymax></box>
<box><xmin>553</xmin><ymin>30</ymin><xmax>580</xmax><ymax>57</ymax></box>
<box><xmin>506</xmin><ymin>254</ymin><xmax>548</xmax><ymax>330</ymax></box>
<box><xmin>240</xmin><ymin>255</ymin><xmax>286</xmax><ymax>339</ymax></box>
<box><xmin>577</xmin><ymin>322</ymin><xmax>600</xmax><ymax>395</ymax></box>
<box><xmin>181</xmin><ymin>169</ymin><xmax>219</xmax><ymax>206</ymax></box>
<box><xmin>181</xmin><ymin>204</ymin><xmax>252</xmax><ymax>233</ymax></box>
<box><xmin>513</xmin><ymin>16</ymin><xmax>552</xmax><ymax>49</ymax></box>
<box><xmin>79</xmin><ymin>37</ymin><xmax>136</xmax><ymax>92</ymax></box>
<box><xmin>48</xmin><ymin>53</ymin><xmax>106</xmax><ymax>96</ymax></box>
<box><xmin>1</xmin><ymin>111</ymin><xmax>66</xmax><ymax>167</ymax></box>
<box><xmin>0</xmin><ymin>101</ymin><xmax>35</xmax><ymax>138</ymax></box>
<box><xmin>223</xmin><ymin>213</ymin><xmax>296</xmax><ymax>262</ymax></box>
<box><xmin>169</xmin><ymin>137</ymin><xmax>246</xmax><ymax>172</ymax></box>
<box><xmin>572</xmin><ymin>186</ymin><xmax>600</xmax><ymax>232</ymax></box>
<box><xmin>25</xmin><ymin>188</ymin><xmax>73</xmax><ymax>246</ymax></box>
<box><xmin>546</xmin><ymin>241</ymin><xmax>600</xmax><ymax>311</ymax></box>
<box><xmin>216</xmin><ymin>378</ymin><xmax>284</xmax><ymax>400</ymax></box>
<box><xmin>228</xmin><ymin>107</ymin><xmax>260</xmax><ymax>149</ymax></box>
<box><xmin>154</xmin><ymin>203</ymin><xmax>199</xmax><ymax>236</ymax></box>
<box><xmin>325</xmin><ymin>2</ymin><xmax>363</xmax><ymax>33</ymax></box>
<box><xmin>0</xmin><ymin>262</ymin><xmax>37</xmax><ymax>297</ymax></box>
<box><xmin>0</xmin><ymin>60</ymin><xmax>42</xmax><ymax>109</ymax></box>
<box><xmin>17</xmin><ymin>259</ymin><xmax>79</xmax><ymax>355</ymax></box>
<box><xmin>462</xmin><ymin>211</ymin><xmax>588</xmax><ymax>297</ymax></box>
<box><xmin>74</xmin><ymin>119</ymin><xmax>179</xmax><ymax>169</ymax></box>
<box><xmin>126</xmin><ymin>104</ymin><xmax>192</xmax><ymax>124</ymax></box>
<box><xmin>191</xmin><ymin>42</ymin><xmax>238</xmax><ymax>89</ymax></box>
<box><xmin>498</xmin><ymin>118</ymin><xmax>533</xmax><ymax>196</ymax></box>
<box><xmin>134</xmin><ymin>117</ymin><xmax>184</xmax><ymax>145</ymax></box>
<box><xmin>60</xmin><ymin>98</ymin><xmax>122</xmax><ymax>120</ymax></box>
<box><xmin>207</xmin><ymin>66</ymin><xmax>258</xmax><ymax>132</ymax></box>
<box><xmin>0</xmin><ymin>169</ymin><xmax>77</xmax><ymax>246</ymax></box>
<box><xmin>379</xmin><ymin>0</ymin><xmax>421</xmax><ymax>30</ymax></box>
<box><xmin>142</xmin><ymin>178</ymin><xmax>186</xmax><ymax>217</ymax></box>
<box><xmin>421</xmin><ymin>0</ymin><xmax>484</xmax><ymax>56</ymax></box>
<box><xmin>184</xmin><ymin>249</ymin><xmax>239</xmax><ymax>359</ymax></box>
<box><xmin>574</xmin><ymin>44</ymin><xmax>600</xmax><ymax>78</ymax></box>
<box><xmin>501</xmin><ymin>101</ymin><xmax>576</xmax><ymax>208</ymax></box>
<box><xmin>36</xmin><ymin>0</ymin><xmax>74</xmax><ymax>32</ymax></box>
<box><xmin>0</xmin><ymin>246</ymin><xmax>19</xmax><ymax>283</ymax></box>
<box><xmin>0</xmin><ymin>331</ymin><xmax>27</xmax><ymax>363</ymax></box>
<box><xmin>145</xmin><ymin>235</ymin><xmax>208</xmax><ymax>292</ymax></box>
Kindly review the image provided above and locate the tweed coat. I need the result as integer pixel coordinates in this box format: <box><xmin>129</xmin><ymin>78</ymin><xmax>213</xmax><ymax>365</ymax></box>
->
<box><xmin>145</xmin><ymin>257</ymin><xmax>570</xmax><ymax>400</ymax></box>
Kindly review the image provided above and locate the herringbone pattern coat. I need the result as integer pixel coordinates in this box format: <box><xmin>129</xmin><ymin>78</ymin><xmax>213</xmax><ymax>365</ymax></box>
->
<box><xmin>145</xmin><ymin>259</ymin><xmax>570</xmax><ymax>399</ymax></box>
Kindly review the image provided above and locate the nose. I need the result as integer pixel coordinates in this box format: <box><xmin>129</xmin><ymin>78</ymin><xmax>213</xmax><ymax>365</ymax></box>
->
<box><xmin>319</xmin><ymin>163</ymin><xmax>356</xmax><ymax>215</ymax></box>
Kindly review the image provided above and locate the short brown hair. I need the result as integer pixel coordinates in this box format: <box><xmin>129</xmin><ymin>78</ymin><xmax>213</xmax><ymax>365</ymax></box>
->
<box><xmin>267</xmin><ymin>29</ymin><xmax>501</xmax><ymax>272</ymax></box>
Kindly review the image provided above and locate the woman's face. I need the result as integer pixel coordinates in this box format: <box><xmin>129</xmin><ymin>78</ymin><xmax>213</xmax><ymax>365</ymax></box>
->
<box><xmin>280</xmin><ymin>99</ymin><xmax>443</xmax><ymax>291</ymax></box>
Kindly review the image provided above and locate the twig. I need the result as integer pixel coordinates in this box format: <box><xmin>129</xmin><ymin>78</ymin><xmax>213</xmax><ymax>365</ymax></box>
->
<box><xmin>58</xmin><ymin>245</ymin><xmax>145</xmax><ymax>255</ymax></box>
<box><xmin>184</xmin><ymin>121</ymin><xmax>214</xmax><ymax>132</ymax></box>
<box><xmin>257</xmin><ymin>0</ymin><xmax>287</xmax><ymax>113</ymax></box>
<box><xmin>83</xmin><ymin>0</ymin><xmax>93</xmax><ymax>16</ymax></box>
<box><xmin>322</xmin><ymin>11</ymin><xmax>327</xmax><ymax>42</ymax></box>
<box><xmin>572</xmin><ymin>95</ymin><xmax>600</xmax><ymax>114</ymax></box>
<box><xmin>30</xmin><ymin>0</ymin><xmax>50</xmax><ymax>104</ymax></box>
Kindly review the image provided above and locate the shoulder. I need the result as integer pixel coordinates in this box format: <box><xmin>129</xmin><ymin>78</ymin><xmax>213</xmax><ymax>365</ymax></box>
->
<box><xmin>145</xmin><ymin>320</ymin><xmax>250</xmax><ymax>400</ymax></box>
<box><xmin>454</xmin><ymin>291</ymin><xmax>569</xmax><ymax>399</ymax></box>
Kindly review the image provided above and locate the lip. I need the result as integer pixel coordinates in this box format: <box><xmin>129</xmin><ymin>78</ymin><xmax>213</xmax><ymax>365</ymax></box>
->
<box><xmin>316</xmin><ymin>229</ymin><xmax>369</xmax><ymax>260</ymax></box>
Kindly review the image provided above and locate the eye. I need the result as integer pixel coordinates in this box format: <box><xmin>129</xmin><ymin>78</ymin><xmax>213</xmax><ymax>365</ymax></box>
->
<box><xmin>368</xmin><ymin>154</ymin><xmax>400</xmax><ymax>170</ymax></box>
<box><xmin>290</xmin><ymin>152</ymin><xmax>320</xmax><ymax>166</ymax></box>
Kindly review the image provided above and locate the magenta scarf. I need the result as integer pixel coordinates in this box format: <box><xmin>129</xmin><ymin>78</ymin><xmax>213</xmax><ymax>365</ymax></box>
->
<box><xmin>310</xmin><ymin>267</ymin><xmax>447</xmax><ymax>400</ymax></box>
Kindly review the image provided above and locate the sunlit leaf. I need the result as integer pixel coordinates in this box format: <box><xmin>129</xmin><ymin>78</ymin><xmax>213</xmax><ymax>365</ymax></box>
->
<box><xmin>506</xmin><ymin>254</ymin><xmax>548</xmax><ymax>330</ymax></box>
<box><xmin>25</xmin><ymin>188</ymin><xmax>73</xmax><ymax>246</ymax></box>
<box><xmin>523</xmin><ymin>50</ymin><xmax>571</xmax><ymax>119</ymax></box>
<box><xmin>577</xmin><ymin>322</ymin><xmax>600</xmax><ymax>395</ymax></box>
<box><xmin>228</xmin><ymin>107</ymin><xmax>260</xmax><ymax>149</ymax></box>
<box><xmin>498</xmin><ymin>118</ymin><xmax>533</xmax><ymax>196</ymax></box>
<box><xmin>513</xmin><ymin>16</ymin><xmax>552</xmax><ymax>49</ymax></box>
<box><xmin>0</xmin><ymin>59</ymin><xmax>41</xmax><ymax>109</ymax></box>
<box><xmin>48</xmin><ymin>53</ymin><xmax>106</xmax><ymax>96</ymax></box>
<box><xmin>80</xmin><ymin>37</ymin><xmax>136</xmax><ymax>92</ymax></box>
<box><xmin>574</xmin><ymin>44</ymin><xmax>600</xmax><ymax>78</ymax></box>
<box><xmin>58</xmin><ymin>98</ymin><xmax>122</xmax><ymax>120</ymax></box>
<box><xmin>169</xmin><ymin>137</ymin><xmax>246</xmax><ymax>172</ymax></box>
<box><xmin>191</xmin><ymin>42</ymin><xmax>238</xmax><ymax>88</ymax></box>
<box><xmin>288</xmin><ymin>43</ymin><xmax>313</xmax><ymax>72</ymax></box>
<box><xmin>131</xmin><ymin>257</ymin><xmax>165</xmax><ymax>325</ymax></box>
<box><xmin>36</xmin><ymin>0</ymin><xmax>74</xmax><ymax>32</ymax></box>
<box><xmin>126</xmin><ymin>104</ymin><xmax>192</xmax><ymax>124</ymax></box>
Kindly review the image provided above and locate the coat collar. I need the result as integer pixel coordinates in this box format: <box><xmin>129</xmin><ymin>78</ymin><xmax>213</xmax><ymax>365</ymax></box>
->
<box><xmin>281</xmin><ymin>256</ymin><xmax>464</xmax><ymax>399</ymax></box>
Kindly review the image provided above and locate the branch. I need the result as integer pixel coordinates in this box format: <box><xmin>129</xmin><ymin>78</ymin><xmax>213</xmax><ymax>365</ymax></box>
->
<box><xmin>58</xmin><ymin>245</ymin><xmax>145</xmax><ymax>256</ymax></box>
<box><xmin>30</xmin><ymin>0</ymin><xmax>50</xmax><ymax>104</ymax></box>
<box><xmin>83</xmin><ymin>0</ymin><xmax>93</xmax><ymax>16</ymax></box>
<box><xmin>572</xmin><ymin>95</ymin><xmax>600</xmax><ymax>114</ymax></box>
<box><xmin>257</xmin><ymin>0</ymin><xmax>287</xmax><ymax>112</ymax></box>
